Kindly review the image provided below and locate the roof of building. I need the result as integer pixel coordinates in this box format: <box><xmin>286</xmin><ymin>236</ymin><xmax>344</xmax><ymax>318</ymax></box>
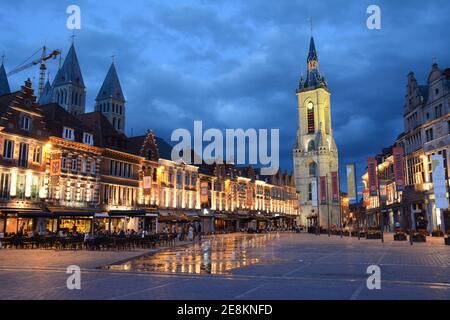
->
<box><xmin>96</xmin><ymin>62</ymin><xmax>125</xmax><ymax>102</ymax></box>
<box><xmin>0</xmin><ymin>63</ymin><xmax>11</xmax><ymax>96</ymax></box>
<box><xmin>52</xmin><ymin>44</ymin><xmax>85</xmax><ymax>88</ymax></box>
<box><xmin>41</xmin><ymin>103</ymin><xmax>94</xmax><ymax>140</ymax></box>
<box><xmin>76</xmin><ymin>111</ymin><xmax>132</xmax><ymax>151</ymax></box>
<box><xmin>0</xmin><ymin>92</ymin><xmax>16</xmax><ymax>117</ymax></box>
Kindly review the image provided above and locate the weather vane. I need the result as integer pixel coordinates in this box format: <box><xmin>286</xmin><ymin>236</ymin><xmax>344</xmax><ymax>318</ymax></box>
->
<box><xmin>308</xmin><ymin>17</ymin><xmax>313</xmax><ymax>36</ymax></box>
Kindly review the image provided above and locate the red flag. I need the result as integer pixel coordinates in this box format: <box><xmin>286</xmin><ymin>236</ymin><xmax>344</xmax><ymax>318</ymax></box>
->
<box><xmin>393</xmin><ymin>146</ymin><xmax>405</xmax><ymax>191</ymax></box>
<box><xmin>331</xmin><ymin>171</ymin><xmax>339</xmax><ymax>202</ymax></box>
<box><xmin>367</xmin><ymin>157</ymin><xmax>378</xmax><ymax>196</ymax></box>
<box><xmin>320</xmin><ymin>176</ymin><xmax>327</xmax><ymax>204</ymax></box>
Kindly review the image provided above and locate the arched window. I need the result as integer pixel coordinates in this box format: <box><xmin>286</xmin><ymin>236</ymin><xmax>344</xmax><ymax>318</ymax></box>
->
<box><xmin>309</xmin><ymin>162</ymin><xmax>317</xmax><ymax>177</ymax></box>
<box><xmin>308</xmin><ymin>140</ymin><xmax>316</xmax><ymax>152</ymax></box>
<box><xmin>112</xmin><ymin>117</ymin><xmax>116</xmax><ymax>129</ymax></box>
<box><xmin>307</xmin><ymin>101</ymin><xmax>315</xmax><ymax>134</ymax></box>
<box><xmin>117</xmin><ymin>118</ymin><xmax>121</xmax><ymax>130</ymax></box>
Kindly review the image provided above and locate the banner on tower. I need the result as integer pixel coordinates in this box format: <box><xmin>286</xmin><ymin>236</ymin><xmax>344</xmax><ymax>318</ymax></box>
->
<box><xmin>311</xmin><ymin>180</ymin><xmax>318</xmax><ymax>207</ymax></box>
<box><xmin>331</xmin><ymin>171</ymin><xmax>339</xmax><ymax>203</ymax></box>
<box><xmin>320</xmin><ymin>176</ymin><xmax>327</xmax><ymax>204</ymax></box>
<box><xmin>393</xmin><ymin>146</ymin><xmax>405</xmax><ymax>191</ymax></box>
<box><xmin>346</xmin><ymin>164</ymin><xmax>357</xmax><ymax>202</ymax></box>
<box><xmin>368</xmin><ymin>157</ymin><xmax>378</xmax><ymax>197</ymax></box>
<box><xmin>432</xmin><ymin>154</ymin><xmax>448</xmax><ymax>209</ymax></box>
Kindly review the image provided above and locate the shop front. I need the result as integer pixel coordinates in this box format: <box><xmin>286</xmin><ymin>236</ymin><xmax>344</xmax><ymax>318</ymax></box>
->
<box><xmin>1</xmin><ymin>210</ymin><xmax>57</xmax><ymax>236</ymax></box>
<box><xmin>213</xmin><ymin>212</ymin><xmax>234</xmax><ymax>233</ymax></box>
<box><xmin>109</xmin><ymin>210</ymin><xmax>158</xmax><ymax>234</ymax></box>
<box><xmin>53</xmin><ymin>211</ymin><xmax>96</xmax><ymax>234</ymax></box>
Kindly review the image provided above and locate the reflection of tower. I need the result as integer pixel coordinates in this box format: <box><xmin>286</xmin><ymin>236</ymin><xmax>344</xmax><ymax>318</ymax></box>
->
<box><xmin>293</xmin><ymin>35</ymin><xmax>339</xmax><ymax>228</ymax></box>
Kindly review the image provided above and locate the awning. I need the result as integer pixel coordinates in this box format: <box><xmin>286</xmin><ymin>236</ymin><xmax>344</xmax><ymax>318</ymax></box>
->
<box><xmin>94</xmin><ymin>213</ymin><xmax>109</xmax><ymax>218</ymax></box>
<box><xmin>53</xmin><ymin>212</ymin><xmax>96</xmax><ymax>217</ymax></box>
<box><xmin>109</xmin><ymin>210</ymin><xmax>147</xmax><ymax>217</ymax></box>
<box><xmin>185</xmin><ymin>212</ymin><xmax>199</xmax><ymax>217</ymax></box>
<box><xmin>17</xmin><ymin>212</ymin><xmax>55</xmax><ymax>218</ymax></box>
<box><xmin>158</xmin><ymin>215</ymin><xmax>189</xmax><ymax>222</ymax></box>
<box><xmin>145</xmin><ymin>213</ymin><xmax>158</xmax><ymax>218</ymax></box>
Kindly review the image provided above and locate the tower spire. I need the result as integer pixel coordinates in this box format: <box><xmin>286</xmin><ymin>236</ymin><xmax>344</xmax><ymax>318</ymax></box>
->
<box><xmin>0</xmin><ymin>58</ymin><xmax>11</xmax><ymax>96</ymax></box>
<box><xmin>95</xmin><ymin>61</ymin><xmax>126</xmax><ymax>133</ymax></box>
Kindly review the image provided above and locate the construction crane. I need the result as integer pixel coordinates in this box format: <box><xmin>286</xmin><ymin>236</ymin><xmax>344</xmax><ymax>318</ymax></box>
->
<box><xmin>7</xmin><ymin>46</ymin><xmax>61</xmax><ymax>96</ymax></box>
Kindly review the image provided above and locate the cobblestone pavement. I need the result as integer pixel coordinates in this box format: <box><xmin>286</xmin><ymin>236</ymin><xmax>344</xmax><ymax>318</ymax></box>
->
<box><xmin>0</xmin><ymin>233</ymin><xmax>448</xmax><ymax>300</ymax></box>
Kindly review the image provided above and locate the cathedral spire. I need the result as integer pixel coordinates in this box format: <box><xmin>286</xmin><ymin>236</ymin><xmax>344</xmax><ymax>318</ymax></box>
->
<box><xmin>52</xmin><ymin>43</ymin><xmax>85</xmax><ymax>88</ymax></box>
<box><xmin>51</xmin><ymin>43</ymin><xmax>86</xmax><ymax>115</ymax></box>
<box><xmin>38</xmin><ymin>77</ymin><xmax>52</xmax><ymax>105</ymax></box>
<box><xmin>96</xmin><ymin>62</ymin><xmax>125</xmax><ymax>103</ymax></box>
<box><xmin>95</xmin><ymin>61</ymin><xmax>126</xmax><ymax>133</ymax></box>
<box><xmin>0</xmin><ymin>60</ymin><xmax>11</xmax><ymax>96</ymax></box>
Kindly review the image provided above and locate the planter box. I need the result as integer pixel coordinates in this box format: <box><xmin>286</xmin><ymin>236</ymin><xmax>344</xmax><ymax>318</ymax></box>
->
<box><xmin>445</xmin><ymin>237</ymin><xmax>450</xmax><ymax>245</ymax></box>
<box><xmin>394</xmin><ymin>233</ymin><xmax>407</xmax><ymax>241</ymax></box>
<box><xmin>431</xmin><ymin>231</ymin><xmax>444</xmax><ymax>237</ymax></box>
<box><xmin>412</xmin><ymin>233</ymin><xmax>426</xmax><ymax>242</ymax></box>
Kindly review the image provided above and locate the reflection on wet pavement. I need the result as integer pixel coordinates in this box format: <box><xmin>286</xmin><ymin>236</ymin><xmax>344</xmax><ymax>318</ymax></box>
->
<box><xmin>104</xmin><ymin>233</ymin><xmax>280</xmax><ymax>275</ymax></box>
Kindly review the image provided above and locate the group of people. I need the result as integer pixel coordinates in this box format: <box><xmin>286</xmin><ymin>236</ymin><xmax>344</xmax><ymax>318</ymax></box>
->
<box><xmin>162</xmin><ymin>222</ymin><xmax>202</xmax><ymax>241</ymax></box>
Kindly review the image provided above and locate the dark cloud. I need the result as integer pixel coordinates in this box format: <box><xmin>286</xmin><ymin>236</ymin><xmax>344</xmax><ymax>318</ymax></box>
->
<box><xmin>1</xmin><ymin>0</ymin><xmax>449</xmax><ymax>191</ymax></box>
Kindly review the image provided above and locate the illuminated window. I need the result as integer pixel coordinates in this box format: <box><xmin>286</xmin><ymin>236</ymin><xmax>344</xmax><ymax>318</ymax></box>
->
<box><xmin>2</xmin><ymin>140</ymin><xmax>14</xmax><ymax>159</ymax></box>
<box><xmin>83</xmin><ymin>132</ymin><xmax>93</xmax><ymax>145</ymax></box>
<box><xmin>63</xmin><ymin>127</ymin><xmax>74</xmax><ymax>141</ymax></box>
<box><xmin>71</xmin><ymin>156</ymin><xmax>78</xmax><ymax>171</ymax></box>
<box><xmin>32</xmin><ymin>146</ymin><xmax>41</xmax><ymax>163</ymax></box>
<box><xmin>20</xmin><ymin>115</ymin><xmax>32</xmax><ymax>131</ymax></box>
<box><xmin>18</xmin><ymin>143</ymin><xmax>29</xmax><ymax>168</ymax></box>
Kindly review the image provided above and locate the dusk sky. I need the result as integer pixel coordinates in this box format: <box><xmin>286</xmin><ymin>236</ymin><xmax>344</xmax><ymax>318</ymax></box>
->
<box><xmin>1</xmin><ymin>0</ymin><xmax>449</xmax><ymax>193</ymax></box>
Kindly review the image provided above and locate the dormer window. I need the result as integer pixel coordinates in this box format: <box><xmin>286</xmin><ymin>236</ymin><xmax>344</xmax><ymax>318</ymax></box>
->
<box><xmin>63</xmin><ymin>127</ymin><xmax>74</xmax><ymax>141</ymax></box>
<box><xmin>20</xmin><ymin>115</ymin><xmax>31</xmax><ymax>131</ymax></box>
<box><xmin>83</xmin><ymin>132</ymin><xmax>93</xmax><ymax>145</ymax></box>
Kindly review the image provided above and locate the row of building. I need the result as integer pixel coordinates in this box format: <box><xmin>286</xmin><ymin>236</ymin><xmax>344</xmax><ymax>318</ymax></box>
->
<box><xmin>0</xmin><ymin>44</ymin><xmax>299</xmax><ymax>236</ymax></box>
<box><xmin>361</xmin><ymin>62</ymin><xmax>450</xmax><ymax>235</ymax></box>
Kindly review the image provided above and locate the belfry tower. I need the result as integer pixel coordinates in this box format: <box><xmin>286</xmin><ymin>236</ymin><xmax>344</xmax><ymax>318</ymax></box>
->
<box><xmin>293</xmin><ymin>35</ymin><xmax>340</xmax><ymax>228</ymax></box>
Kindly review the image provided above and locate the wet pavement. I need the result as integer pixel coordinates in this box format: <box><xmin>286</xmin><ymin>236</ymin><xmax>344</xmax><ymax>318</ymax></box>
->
<box><xmin>0</xmin><ymin>233</ymin><xmax>449</xmax><ymax>299</ymax></box>
<box><xmin>104</xmin><ymin>233</ymin><xmax>282</xmax><ymax>274</ymax></box>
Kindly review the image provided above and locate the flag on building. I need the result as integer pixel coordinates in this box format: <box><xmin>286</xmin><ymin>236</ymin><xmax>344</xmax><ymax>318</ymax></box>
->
<box><xmin>331</xmin><ymin>171</ymin><xmax>339</xmax><ymax>203</ymax></box>
<box><xmin>432</xmin><ymin>154</ymin><xmax>448</xmax><ymax>209</ymax></box>
<box><xmin>368</xmin><ymin>157</ymin><xmax>378</xmax><ymax>196</ymax></box>
<box><xmin>393</xmin><ymin>146</ymin><xmax>405</xmax><ymax>191</ymax></box>
<box><xmin>320</xmin><ymin>176</ymin><xmax>327</xmax><ymax>204</ymax></box>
